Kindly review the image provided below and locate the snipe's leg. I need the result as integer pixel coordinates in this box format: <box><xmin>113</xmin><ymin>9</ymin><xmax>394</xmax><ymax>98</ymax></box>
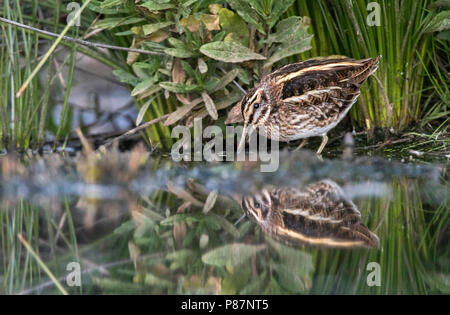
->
<box><xmin>316</xmin><ymin>134</ymin><xmax>328</xmax><ymax>155</ymax></box>
<box><xmin>294</xmin><ymin>139</ymin><xmax>308</xmax><ymax>151</ymax></box>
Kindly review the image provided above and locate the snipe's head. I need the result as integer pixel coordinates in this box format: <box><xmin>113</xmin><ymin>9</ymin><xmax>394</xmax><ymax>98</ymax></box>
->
<box><xmin>240</xmin><ymin>87</ymin><xmax>271</xmax><ymax>127</ymax></box>
<box><xmin>241</xmin><ymin>190</ymin><xmax>273</xmax><ymax>225</ymax></box>
<box><xmin>237</xmin><ymin>86</ymin><xmax>272</xmax><ymax>151</ymax></box>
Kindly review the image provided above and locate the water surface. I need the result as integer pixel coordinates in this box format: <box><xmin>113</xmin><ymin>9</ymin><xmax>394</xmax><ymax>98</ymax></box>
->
<box><xmin>0</xmin><ymin>148</ymin><xmax>448</xmax><ymax>294</ymax></box>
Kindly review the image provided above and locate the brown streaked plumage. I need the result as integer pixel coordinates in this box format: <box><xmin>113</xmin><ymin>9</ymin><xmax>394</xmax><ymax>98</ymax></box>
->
<box><xmin>241</xmin><ymin>180</ymin><xmax>380</xmax><ymax>248</ymax></box>
<box><xmin>238</xmin><ymin>56</ymin><xmax>381</xmax><ymax>154</ymax></box>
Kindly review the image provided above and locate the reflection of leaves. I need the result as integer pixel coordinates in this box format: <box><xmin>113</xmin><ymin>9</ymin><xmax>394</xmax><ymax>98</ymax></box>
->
<box><xmin>240</xmin><ymin>270</ymin><xmax>267</xmax><ymax>294</ymax></box>
<box><xmin>144</xmin><ymin>273</ymin><xmax>173</xmax><ymax>288</ymax></box>
<box><xmin>200</xmin><ymin>41</ymin><xmax>266</xmax><ymax>63</ymax></box>
<box><xmin>219</xmin><ymin>8</ymin><xmax>249</xmax><ymax>46</ymax></box>
<box><xmin>222</xmin><ymin>265</ymin><xmax>251</xmax><ymax>294</ymax></box>
<box><xmin>267</xmin><ymin>239</ymin><xmax>314</xmax><ymax>293</ymax></box>
<box><xmin>202</xmin><ymin>243</ymin><xmax>265</xmax><ymax>267</ymax></box>
<box><xmin>166</xmin><ymin>249</ymin><xmax>198</xmax><ymax>270</ymax></box>
<box><xmin>160</xmin><ymin>213</ymin><xmax>204</xmax><ymax>226</ymax></box>
<box><xmin>208</xmin><ymin>213</ymin><xmax>240</xmax><ymax>238</ymax></box>
<box><xmin>272</xmin><ymin>263</ymin><xmax>309</xmax><ymax>293</ymax></box>
<box><xmin>203</xmin><ymin>190</ymin><xmax>218</xmax><ymax>213</ymax></box>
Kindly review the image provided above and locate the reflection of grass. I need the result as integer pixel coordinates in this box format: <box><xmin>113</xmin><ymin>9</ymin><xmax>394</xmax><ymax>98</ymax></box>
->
<box><xmin>1</xmin><ymin>177</ymin><xmax>448</xmax><ymax>294</ymax></box>
<box><xmin>310</xmin><ymin>179</ymin><xmax>449</xmax><ymax>294</ymax></box>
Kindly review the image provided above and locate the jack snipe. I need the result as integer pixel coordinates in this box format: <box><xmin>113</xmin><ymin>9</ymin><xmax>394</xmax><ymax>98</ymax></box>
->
<box><xmin>242</xmin><ymin>180</ymin><xmax>380</xmax><ymax>248</ymax></box>
<box><xmin>238</xmin><ymin>56</ymin><xmax>380</xmax><ymax>154</ymax></box>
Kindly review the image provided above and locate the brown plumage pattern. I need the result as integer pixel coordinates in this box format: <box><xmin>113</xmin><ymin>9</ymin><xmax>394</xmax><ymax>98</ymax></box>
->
<box><xmin>241</xmin><ymin>180</ymin><xmax>380</xmax><ymax>248</ymax></box>
<box><xmin>239</xmin><ymin>56</ymin><xmax>380</xmax><ymax>153</ymax></box>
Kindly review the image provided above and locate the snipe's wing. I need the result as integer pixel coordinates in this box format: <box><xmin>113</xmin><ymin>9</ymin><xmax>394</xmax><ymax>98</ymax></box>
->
<box><xmin>274</xmin><ymin>57</ymin><xmax>380</xmax><ymax>126</ymax></box>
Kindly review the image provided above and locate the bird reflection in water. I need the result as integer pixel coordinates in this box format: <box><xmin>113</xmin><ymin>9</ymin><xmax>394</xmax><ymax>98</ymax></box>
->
<box><xmin>241</xmin><ymin>180</ymin><xmax>379</xmax><ymax>248</ymax></box>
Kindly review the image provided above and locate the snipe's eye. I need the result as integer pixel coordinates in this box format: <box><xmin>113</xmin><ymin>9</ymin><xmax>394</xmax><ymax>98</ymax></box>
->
<box><xmin>253</xmin><ymin>103</ymin><xmax>260</xmax><ymax>109</ymax></box>
<box><xmin>254</xmin><ymin>202</ymin><xmax>260</xmax><ymax>209</ymax></box>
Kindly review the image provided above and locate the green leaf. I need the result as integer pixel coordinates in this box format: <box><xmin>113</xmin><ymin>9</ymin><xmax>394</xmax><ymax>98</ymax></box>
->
<box><xmin>112</xmin><ymin>69</ymin><xmax>140</xmax><ymax>86</ymax></box>
<box><xmin>88</xmin><ymin>0</ymin><xmax>131</xmax><ymax>14</ymax></box>
<box><xmin>159</xmin><ymin>82</ymin><xmax>198</xmax><ymax>93</ymax></box>
<box><xmin>164</xmin><ymin>47</ymin><xmax>196</xmax><ymax>58</ymax></box>
<box><xmin>264</xmin><ymin>33</ymin><xmax>313</xmax><ymax>68</ymax></box>
<box><xmin>437</xmin><ymin>29</ymin><xmax>450</xmax><ymax>40</ymax></box>
<box><xmin>221</xmin><ymin>266</ymin><xmax>251</xmax><ymax>294</ymax></box>
<box><xmin>201</xmin><ymin>243</ymin><xmax>265</xmax><ymax>267</ymax></box>
<box><xmin>219</xmin><ymin>8</ymin><xmax>250</xmax><ymax>46</ymax></box>
<box><xmin>131</xmin><ymin>78</ymin><xmax>155</xmax><ymax>96</ymax></box>
<box><xmin>168</xmin><ymin>37</ymin><xmax>186</xmax><ymax>49</ymax></box>
<box><xmin>202</xmin><ymin>77</ymin><xmax>220</xmax><ymax>92</ymax></box>
<box><xmin>198</xmin><ymin>58</ymin><xmax>208</xmax><ymax>74</ymax></box>
<box><xmin>424</xmin><ymin>10</ymin><xmax>450</xmax><ymax>33</ymax></box>
<box><xmin>95</xmin><ymin>17</ymin><xmax>146</xmax><ymax>29</ymax></box>
<box><xmin>265</xmin><ymin>16</ymin><xmax>306</xmax><ymax>44</ymax></box>
<box><xmin>247</xmin><ymin>0</ymin><xmax>267</xmax><ymax>17</ymax></box>
<box><xmin>142</xmin><ymin>21</ymin><xmax>174</xmax><ymax>35</ymax></box>
<box><xmin>164</xmin><ymin>97</ymin><xmax>203</xmax><ymax>126</ymax></box>
<box><xmin>114</xmin><ymin>30</ymin><xmax>134</xmax><ymax>36</ymax></box>
<box><xmin>268</xmin><ymin>0</ymin><xmax>296</xmax><ymax>28</ymax></box>
<box><xmin>136</xmin><ymin>97</ymin><xmax>154</xmax><ymax>126</ymax></box>
<box><xmin>212</xmin><ymin>31</ymin><xmax>227</xmax><ymax>42</ymax></box>
<box><xmin>208</xmin><ymin>69</ymin><xmax>239</xmax><ymax>93</ymax></box>
<box><xmin>226</xmin><ymin>0</ymin><xmax>266</xmax><ymax>34</ymax></box>
<box><xmin>181</xmin><ymin>61</ymin><xmax>197</xmax><ymax>79</ymax></box>
<box><xmin>101</xmin><ymin>0</ymin><xmax>123</xmax><ymax>9</ymax></box>
<box><xmin>237</xmin><ymin>67</ymin><xmax>251</xmax><ymax>85</ymax></box>
<box><xmin>140</xmin><ymin>0</ymin><xmax>175</xmax><ymax>11</ymax></box>
<box><xmin>200</xmin><ymin>41</ymin><xmax>265</xmax><ymax>63</ymax></box>
<box><xmin>201</xmin><ymin>92</ymin><xmax>218</xmax><ymax>120</ymax></box>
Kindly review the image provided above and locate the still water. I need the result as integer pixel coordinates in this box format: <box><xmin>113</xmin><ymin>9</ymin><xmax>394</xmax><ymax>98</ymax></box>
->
<box><xmin>0</xmin><ymin>147</ymin><xmax>448</xmax><ymax>294</ymax></box>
